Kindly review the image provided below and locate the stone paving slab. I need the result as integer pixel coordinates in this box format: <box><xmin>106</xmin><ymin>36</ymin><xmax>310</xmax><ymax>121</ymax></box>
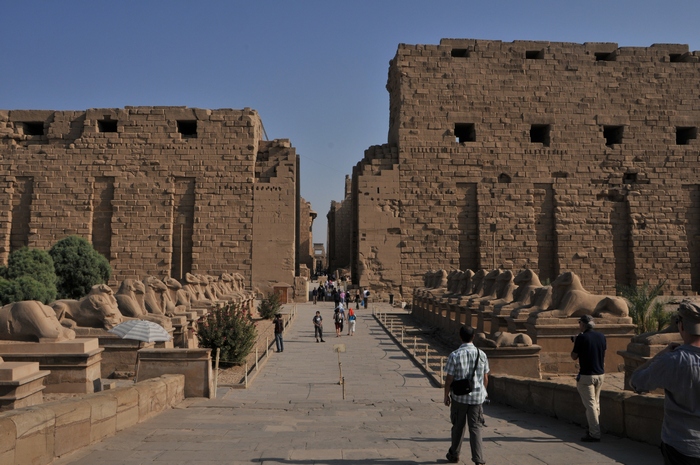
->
<box><xmin>53</xmin><ymin>301</ymin><xmax>662</xmax><ymax>465</ymax></box>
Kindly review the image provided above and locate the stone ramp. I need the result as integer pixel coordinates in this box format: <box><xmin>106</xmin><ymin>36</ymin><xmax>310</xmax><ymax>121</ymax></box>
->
<box><xmin>54</xmin><ymin>301</ymin><xmax>661</xmax><ymax>465</ymax></box>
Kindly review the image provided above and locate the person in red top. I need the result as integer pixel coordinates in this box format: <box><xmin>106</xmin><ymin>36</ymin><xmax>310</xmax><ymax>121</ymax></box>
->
<box><xmin>347</xmin><ymin>307</ymin><xmax>356</xmax><ymax>336</ymax></box>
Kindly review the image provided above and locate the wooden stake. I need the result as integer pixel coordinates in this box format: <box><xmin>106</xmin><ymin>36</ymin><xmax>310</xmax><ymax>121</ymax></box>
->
<box><xmin>213</xmin><ymin>348</ymin><xmax>220</xmax><ymax>398</ymax></box>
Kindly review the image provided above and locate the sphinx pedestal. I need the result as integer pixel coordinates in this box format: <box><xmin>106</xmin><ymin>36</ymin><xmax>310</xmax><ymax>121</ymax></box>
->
<box><xmin>505</xmin><ymin>312</ymin><xmax>534</xmax><ymax>334</ymax></box>
<box><xmin>0</xmin><ymin>360</ymin><xmax>50</xmax><ymax>410</ymax></box>
<box><xmin>478</xmin><ymin>346</ymin><xmax>542</xmax><ymax>378</ymax></box>
<box><xmin>74</xmin><ymin>328</ymin><xmax>155</xmax><ymax>378</ymax></box>
<box><xmin>136</xmin><ymin>348</ymin><xmax>213</xmax><ymax>398</ymax></box>
<box><xmin>526</xmin><ymin>317</ymin><xmax>635</xmax><ymax>374</ymax></box>
<box><xmin>618</xmin><ymin>342</ymin><xmax>668</xmax><ymax>393</ymax></box>
<box><xmin>0</xmin><ymin>339</ymin><xmax>102</xmax><ymax>393</ymax></box>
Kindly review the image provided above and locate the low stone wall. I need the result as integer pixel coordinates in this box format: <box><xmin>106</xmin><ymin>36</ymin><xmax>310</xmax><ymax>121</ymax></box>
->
<box><xmin>488</xmin><ymin>374</ymin><xmax>664</xmax><ymax>446</ymax></box>
<box><xmin>0</xmin><ymin>374</ymin><xmax>185</xmax><ymax>465</ymax></box>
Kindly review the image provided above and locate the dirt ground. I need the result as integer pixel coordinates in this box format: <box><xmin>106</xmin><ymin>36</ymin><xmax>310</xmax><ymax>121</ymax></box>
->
<box><xmin>214</xmin><ymin>316</ymin><xmax>278</xmax><ymax>386</ymax></box>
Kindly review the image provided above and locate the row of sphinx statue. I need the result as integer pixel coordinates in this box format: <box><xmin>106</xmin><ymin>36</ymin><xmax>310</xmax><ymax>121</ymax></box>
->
<box><xmin>418</xmin><ymin>268</ymin><xmax>629</xmax><ymax>320</ymax></box>
<box><xmin>415</xmin><ymin>268</ymin><xmax>631</xmax><ymax>348</ymax></box>
<box><xmin>417</xmin><ymin>268</ymin><xmax>682</xmax><ymax>347</ymax></box>
<box><xmin>0</xmin><ymin>272</ymin><xmax>254</xmax><ymax>343</ymax></box>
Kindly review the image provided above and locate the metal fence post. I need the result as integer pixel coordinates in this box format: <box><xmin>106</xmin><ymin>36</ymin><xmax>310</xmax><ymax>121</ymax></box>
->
<box><xmin>440</xmin><ymin>356</ymin><xmax>444</xmax><ymax>384</ymax></box>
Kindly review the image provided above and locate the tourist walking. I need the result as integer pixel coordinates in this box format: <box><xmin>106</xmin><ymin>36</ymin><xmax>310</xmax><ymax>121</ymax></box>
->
<box><xmin>347</xmin><ymin>307</ymin><xmax>356</xmax><ymax>336</ymax></box>
<box><xmin>313</xmin><ymin>311</ymin><xmax>325</xmax><ymax>343</ymax></box>
<box><xmin>363</xmin><ymin>288</ymin><xmax>370</xmax><ymax>309</ymax></box>
<box><xmin>334</xmin><ymin>307</ymin><xmax>344</xmax><ymax>337</ymax></box>
<box><xmin>273</xmin><ymin>314</ymin><xmax>284</xmax><ymax>352</ymax></box>
<box><xmin>355</xmin><ymin>291</ymin><xmax>361</xmax><ymax>308</ymax></box>
<box><xmin>333</xmin><ymin>289</ymin><xmax>340</xmax><ymax>308</ymax></box>
<box><xmin>571</xmin><ymin>314</ymin><xmax>606</xmax><ymax>442</ymax></box>
<box><xmin>630</xmin><ymin>301</ymin><xmax>700</xmax><ymax>464</ymax></box>
<box><xmin>312</xmin><ymin>288</ymin><xmax>317</xmax><ymax>305</ymax></box>
<box><xmin>444</xmin><ymin>326</ymin><xmax>489</xmax><ymax>465</ymax></box>
<box><xmin>338</xmin><ymin>303</ymin><xmax>345</xmax><ymax>334</ymax></box>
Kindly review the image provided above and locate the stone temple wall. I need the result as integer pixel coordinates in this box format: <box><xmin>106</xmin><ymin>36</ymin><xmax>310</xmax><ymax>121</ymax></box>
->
<box><xmin>298</xmin><ymin>198</ymin><xmax>315</xmax><ymax>276</ymax></box>
<box><xmin>0</xmin><ymin>107</ymin><xmax>303</xmax><ymax>293</ymax></box>
<box><xmin>345</xmin><ymin>39</ymin><xmax>700</xmax><ymax>298</ymax></box>
<box><xmin>327</xmin><ymin>176</ymin><xmax>353</xmax><ymax>274</ymax></box>
<box><xmin>351</xmin><ymin>144</ymin><xmax>400</xmax><ymax>290</ymax></box>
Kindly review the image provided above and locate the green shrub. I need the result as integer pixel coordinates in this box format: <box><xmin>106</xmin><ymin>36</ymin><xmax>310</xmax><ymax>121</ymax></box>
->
<box><xmin>617</xmin><ymin>281</ymin><xmax>672</xmax><ymax>334</ymax></box>
<box><xmin>197</xmin><ymin>304</ymin><xmax>257</xmax><ymax>365</ymax></box>
<box><xmin>0</xmin><ymin>247</ymin><xmax>57</xmax><ymax>304</ymax></box>
<box><xmin>257</xmin><ymin>292</ymin><xmax>281</xmax><ymax>320</ymax></box>
<box><xmin>49</xmin><ymin>235</ymin><xmax>111</xmax><ymax>299</ymax></box>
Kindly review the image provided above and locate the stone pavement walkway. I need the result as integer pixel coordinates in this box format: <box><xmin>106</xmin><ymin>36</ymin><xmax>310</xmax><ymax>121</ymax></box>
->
<box><xmin>54</xmin><ymin>301</ymin><xmax>663</xmax><ymax>465</ymax></box>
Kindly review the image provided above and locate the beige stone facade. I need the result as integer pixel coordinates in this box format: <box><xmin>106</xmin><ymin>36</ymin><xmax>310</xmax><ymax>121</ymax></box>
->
<box><xmin>298</xmin><ymin>199</ymin><xmax>316</xmax><ymax>277</ymax></box>
<box><xmin>336</xmin><ymin>39</ymin><xmax>700</xmax><ymax>299</ymax></box>
<box><xmin>327</xmin><ymin>175</ymin><xmax>353</xmax><ymax>273</ymax></box>
<box><xmin>0</xmin><ymin>107</ymin><xmax>312</xmax><ymax>294</ymax></box>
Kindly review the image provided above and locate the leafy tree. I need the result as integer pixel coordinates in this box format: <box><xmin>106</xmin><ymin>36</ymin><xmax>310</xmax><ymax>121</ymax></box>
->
<box><xmin>257</xmin><ymin>292</ymin><xmax>281</xmax><ymax>320</ymax></box>
<box><xmin>617</xmin><ymin>281</ymin><xmax>672</xmax><ymax>334</ymax></box>
<box><xmin>49</xmin><ymin>235</ymin><xmax>111</xmax><ymax>299</ymax></box>
<box><xmin>197</xmin><ymin>304</ymin><xmax>257</xmax><ymax>365</ymax></box>
<box><xmin>0</xmin><ymin>247</ymin><xmax>57</xmax><ymax>304</ymax></box>
<box><xmin>0</xmin><ymin>278</ymin><xmax>14</xmax><ymax>304</ymax></box>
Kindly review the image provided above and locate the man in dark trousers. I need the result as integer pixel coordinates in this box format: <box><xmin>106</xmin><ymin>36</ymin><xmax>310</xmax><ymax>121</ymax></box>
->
<box><xmin>571</xmin><ymin>314</ymin><xmax>606</xmax><ymax>442</ymax></box>
<box><xmin>274</xmin><ymin>314</ymin><xmax>284</xmax><ymax>353</ymax></box>
<box><xmin>444</xmin><ymin>326</ymin><xmax>489</xmax><ymax>465</ymax></box>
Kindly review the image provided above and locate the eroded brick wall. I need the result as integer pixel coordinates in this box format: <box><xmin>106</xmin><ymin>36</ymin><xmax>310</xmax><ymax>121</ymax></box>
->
<box><xmin>0</xmin><ymin>107</ymin><xmax>300</xmax><ymax>290</ymax></box>
<box><xmin>252</xmin><ymin>140</ymin><xmax>297</xmax><ymax>292</ymax></box>
<box><xmin>353</xmin><ymin>39</ymin><xmax>700</xmax><ymax>297</ymax></box>
<box><xmin>327</xmin><ymin>184</ymin><xmax>353</xmax><ymax>274</ymax></box>
<box><xmin>298</xmin><ymin>198</ymin><xmax>315</xmax><ymax>275</ymax></box>
<box><xmin>352</xmin><ymin>144</ymin><xmax>400</xmax><ymax>291</ymax></box>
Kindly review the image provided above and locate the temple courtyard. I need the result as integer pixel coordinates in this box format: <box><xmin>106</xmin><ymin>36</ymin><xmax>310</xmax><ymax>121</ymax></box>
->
<box><xmin>53</xmin><ymin>302</ymin><xmax>660</xmax><ymax>465</ymax></box>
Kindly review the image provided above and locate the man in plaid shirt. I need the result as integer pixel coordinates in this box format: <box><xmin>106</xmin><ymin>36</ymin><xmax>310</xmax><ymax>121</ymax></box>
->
<box><xmin>444</xmin><ymin>326</ymin><xmax>490</xmax><ymax>464</ymax></box>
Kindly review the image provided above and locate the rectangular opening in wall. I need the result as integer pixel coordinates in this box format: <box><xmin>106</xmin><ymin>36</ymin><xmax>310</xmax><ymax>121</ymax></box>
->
<box><xmin>451</xmin><ymin>48</ymin><xmax>469</xmax><ymax>58</ymax></box>
<box><xmin>455</xmin><ymin>123</ymin><xmax>476</xmax><ymax>143</ymax></box>
<box><xmin>622</xmin><ymin>173</ymin><xmax>638</xmax><ymax>184</ymax></box>
<box><xmin>171</xmin><ymin>178</ymin><xmax>196</xmax><ymax>280</ymax></box>
<box><xmin>177</xmin><ymin>120</ymin><xmax>197</xmax><ymax>138</ymax></box>
<box><xmin>595</xmin><ymin>52</ymin><xmax>616</xmax><ymax>61</ymax></box>
<box><xmin>97</xmin><ymin>119</ymin><xmax>118</xmax><ymax>133</ymax></box>
<box><xmin>92</xmin><ymin>177</ymin><xmax>114</xmax><ymax>260</ymax></box>
<box><xmin>21</xmin><ymin>122</ymin><xmax>44</xmax><ymax>136</ymax></box>
<box><xmin>670</xmin><ymin>53</ymin><xmax>693</xmax><ymax>63</ymax></box>
<box><xmin>10</xmin><ymin>177</ymin><xmax>33</xmax><ymax>252</ymax></box>
<box><xmin>530</xmin><ymin>124</ymin><xmax>551</xmax><ymax>146</ymax></box>
<box><xmin>603</xmin><ymin>125</ymin><xmax>624</xmax><ymax>147</ymax></box>
<box><xmin>525</xmin><ymin>50</ymin><xmax>544</xmax><ymax>59</ymax></box>
<box><xmin>677</xmin><ymin>126</ymin><xmax>697</xmax><ymax>145</ymax></box>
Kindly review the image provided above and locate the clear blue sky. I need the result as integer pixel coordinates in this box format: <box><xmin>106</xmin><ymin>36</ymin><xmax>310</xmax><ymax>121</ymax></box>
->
<box><xmin>2</xmin><ymin>1</ymin><xmax>699</xmax><ymax>244</ymax></box>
